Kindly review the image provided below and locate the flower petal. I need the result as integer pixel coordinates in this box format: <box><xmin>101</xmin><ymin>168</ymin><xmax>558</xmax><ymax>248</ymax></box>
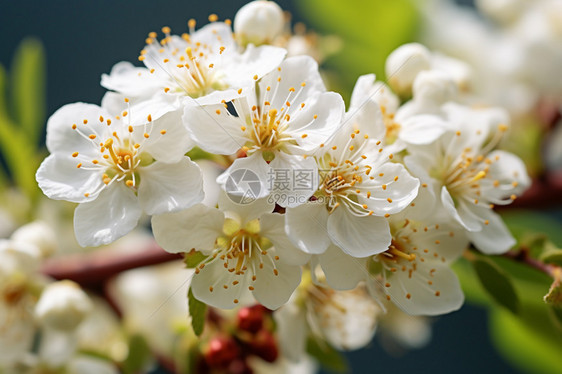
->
<box><xmin>138</xmin><ymin>158</ymin><xmax>204</xmax><ymax>215</ymax></box>
<box><xmin>45</xmin><ymin>103</ymin><xmax>109</xmax><ymax>155</ymax></box>
<box><xmin>191</xmin><ymin>259</ymin><xmax>248</xmax><ymax>310</ymax></box>
<box><xmin>183</xmin><ymin>103</ymin><xmax>247</xmax><ymax>155</ymax></box>
<box><xmin>151</xmin><ymin>204</ymin><xmax>224</xmax><ymax>254</ymax></box>
<box><xmin>285</xmin><ymin>202</ymin><xmax>331</xmax><ymax>255</ymax></box>
<box><xmin>139</xmin><ymin>110</ymin><xmax>195</xmax><ymax>163</ymax></box>
<box><xmin>251</xmin><ymin>249</ymin><xmax>302</xmax><ymax>310</ymax></box>
<box><xmin>318</xmin><ymin>245</ymin><xmax>368</xmax><ymax>290</ymax></box>
<box><xmin>268</xmin><ymin>153</ymin><xmax>318</xmax><ymax>207</ymax></box>
<box><xmin>73</xmin><ymin>183</ymin><xmax>141</xmax><ymax>247</ymax></box>
<box><xmin>467</xmin><ymin>209</ymin><xmax>515</xmax><ymax>254</ymax></box>
<box><xmin>217</xmin><ymin>192</ymin><xmax>275</xmax><ymax>225</ymax></box>
<box><xmin>384</xmin><ymin>261</ymin><xmax>464</xmax><ymax>316</ymax></box>
<box><xmin>327</xmin><ymin>208</ymin><xmax>391</xmax><ymax>257</ymax></box>
<box><xmin>259</xmin><ymin>213</ymin><xmax>310</xmax><ymax>266</ymax></box>
<box><xmin>217</xmin><ymin>153</ymin><xmax>273</xmax><ymax>201</ymax></box>
<box><xmin>360</xmin><ymin>162</ymin><xmax>420</xmax><ymax>215</ymax></box>
<box><xmin>36</xmin><ymin>155</ymin><xmax>104</xmax><ymax>203</ymax></box>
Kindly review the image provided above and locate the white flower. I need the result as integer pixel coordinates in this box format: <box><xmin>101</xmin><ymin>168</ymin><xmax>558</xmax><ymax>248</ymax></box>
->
<box><xmin>101</xmin><ymin>21</ymin><xmax>286</xmax><ymax>124</ymax></box>
<box><xmin>317</xmin><ymin>213</ymin><xmax>468</xmax><ymax>316</ymax></box>
<box><xmin>348</xmin><ymin>74</ymin><xmax>401</xmax><ymax>144</ymax></box>
<box><xmin>35</xmin><ymin>280</ymin><xmax>93</xmax><ymax>332</ymax></box>
<box><xmin>0</xmin><ymin>240</ymin><xmax>42</xmax><ymax>367</ymax></box>
<box><xmin>11</xmin><ymin>221</ymin><xmax>58</xmax><ymax>258</ymax></box>
<box><xmin>151</xmin><ymin>194</ymin><xmax>310</xmax><ymax>310</ymax></box>
<box><xmin>185</xmin><ymin>56</ymin><xmax>345</xmax><ymax>207</ymax></box>
<box><xmin>404</xmin><ymin>104</ymin><xmax>531</xmax><ymax>253</ymax></box>
<box><xmin>274</xmin><ymin>279</ymin><xmax>378</xmax><ymax>361</ymax></box>
<box><xmin>285</xmin><ymin>98</ymin><xmax>419</xmax><ymax>258</ymax></box>
<box><xmin>234</xmin><ymin>0</ymin><xmax>285</xmax><ymax>46</ymax></box>
<box><xmin>385</xmin><ymin>43</ymin><xmax>432</xmax><ymax>96</ymax></box>
<box><xmin>36</xmin><ymin>102</ymin><xmax>204</xmax><ymax>247</ymax></box>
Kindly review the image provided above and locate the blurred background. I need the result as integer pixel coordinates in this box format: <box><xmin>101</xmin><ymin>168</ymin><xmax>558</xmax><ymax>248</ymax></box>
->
<box><xmin>1</xmin><ymin>0</ymin><xmax>560</xmax><ymax>373</ymax></box>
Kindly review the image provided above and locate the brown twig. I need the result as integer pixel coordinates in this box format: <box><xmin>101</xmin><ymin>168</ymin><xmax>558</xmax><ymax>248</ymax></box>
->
<box><xmin>501</xmin><ymin>247</ymin><xmax>558</xmax><ymax>278</ymax></box>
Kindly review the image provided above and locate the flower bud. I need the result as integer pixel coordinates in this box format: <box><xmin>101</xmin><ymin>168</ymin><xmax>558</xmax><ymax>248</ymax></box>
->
<box><xmin>11</xmin><ymin>221</ymin><xmax>57</xmax><ymax>259</ymax></box>
<box><xmin>476</xmin><ymin>0</ymin><xmax>524</xmax><ymax>24</ymax></box>
<box><xmin>412</xmin><ymin>70</ymin><xmax>458</xmax><ymax>105</ymax></box>
<box><xmin>35</xmin><ymin>280</ymin><xmax>92</xmax><ymax>331</ymax></box>
<box><xmin>234</xmin><ymin>1</ymin><xmax>284</xmax><ymax>46</ymax></box>
<box><xmin>386</xmin><ymin>43</ymin><xmax>432</xmax><ymax>96</ymax></box>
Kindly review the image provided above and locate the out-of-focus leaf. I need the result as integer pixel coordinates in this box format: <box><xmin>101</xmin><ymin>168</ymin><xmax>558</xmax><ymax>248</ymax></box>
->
<box><xmin>490</xmin><ymin>308</ymin><xmax>562</xmax><ymax>374</ymax></box>
<box><xmin>184</xmin><ymin>249</ymin><xmax>207</xmax><ymax>268</ymax></box>
<box><xmin>306</xmin><ymin>336</ymin><xmax>349</xmax><ymax>374</ymax></box>
<box><xmin>502</xmin><ymin>210</ymin><xmax>562</xmax><ymax>247</ymax></box>
<box><xmin>549</xmin><ymin>306</ymin><xmax>562</xmax><ymax>329</ymax></box>
<box><xmin>0</xmin><ymin>113</ymin><xmax>39</xmax><ymax>200</ymax></box>
<box><xmin>188</xmin><ymin>287</ymin><xmax>207</xmax><ymax>337</ymax></box>
<box><xmin>501</xmin><ymin>116</ymin><xmax>543</xmax><ymax>177</ymax></box>
<box><xmin>11</xmin><ymin>37</ymin><xmax>46</xmax><ymax>145</ymax></box>
<box><xmin>294</xmin><ymin>0</ymin><xmax>419</xmax><ymax>96</ymax></box>
<box><xmin>472</xmin><ymin>257</ymin><xmax>519</xmax><ymax>314</ymax></box>
<box><xmin>540</xmin><ymin>242</ymin><xmax>562</xmax><ymax>266</ymax></box>
<box><xmin>122</xmin><ymin>334</ymin><xmax>153</xmax><ymax>374</ymax></box>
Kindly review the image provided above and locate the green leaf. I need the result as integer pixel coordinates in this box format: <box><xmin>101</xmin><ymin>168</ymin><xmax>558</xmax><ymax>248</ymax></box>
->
<box><xmin>503</xmin><ymin>210</ymin><xmax>562</xmax><ymax>248</ymax></box>
<box><xmin>540</xmin><ymin>242</ymin><xmax>562</xmax><ymax>266</ymax></box>
<box><xmin>183</xmin><ymin>249</ymin><xmax>207</xmax><ymax>268</ymax></box>
<box><xmin>188</xmin><ymin>287</ymin><xmax>207</xmax><ymax>337</ymax></box>
<box><xmin>11</xmin><ymin>37</ymin><xmax>46</xmax><ymax>145</ymax></box>
<box><xmin>490</xmin><ymin>308</ymin><xmax>562</xmax><ymax>374</ymax></box>
<box><xmin>122</xmin><ymin>334</ymin><xmax>152</xmax><ymax>374</ymax></box>
<box><xmin>305</xmin><ymin>336</ymin><xmax>349</xmax><ymax>373</ymax></box>
<box><xmin>548</xmin><ymin>306</ymin><xmax>562</xmax><ymax>330</ymax></box>
<box><xmin>472</xmin><ymin>257</ymin><xmax>520</xmax><ymax>314</ymax></box>
<box><xmin>0</xmin><ymin>113</ymin><xmax>40</xmax><ymax>200</ymax></box>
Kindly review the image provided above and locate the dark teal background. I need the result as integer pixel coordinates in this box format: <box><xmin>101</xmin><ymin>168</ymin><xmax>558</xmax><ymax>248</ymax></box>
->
<box><xmin>0</xmin><ymin>1</ymin><xmax>520</xmax><ymax>373</ymax></box>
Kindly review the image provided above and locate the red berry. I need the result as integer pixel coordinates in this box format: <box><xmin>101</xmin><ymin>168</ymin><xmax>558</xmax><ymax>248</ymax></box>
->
<box><xmin>204</xmin><ymin>336</ymin><xmax>240</xmax><ymax>369</ymax></box>
<box><xmin>237</xmin><ymin>305</ymin><xmax>267</xmax><ymax>334</ymax></box>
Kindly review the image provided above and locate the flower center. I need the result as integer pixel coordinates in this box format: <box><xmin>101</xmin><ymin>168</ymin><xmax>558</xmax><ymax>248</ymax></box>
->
<box><xmin>193</xmin><ymin>218</ymin><xmax>282</xmax><ymax>305</ymax></box>
<box><xmin>315</xmin><ymin>129</ymin><xmax>379</xmax><ymax>217</ymax></box>
<box><xmin>140</xmin><ymin>25</ymin><xmax>228</xmax><ymax>98</ymax></box>
<box><xmin>71</xmin><ymin>112</ymin><xmax>161</xmax><ymax>197</ymax></box>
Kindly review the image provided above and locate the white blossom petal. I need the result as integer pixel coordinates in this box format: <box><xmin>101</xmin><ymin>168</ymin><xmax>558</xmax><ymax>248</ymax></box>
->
<box><xmin>73</xmin><ymin>183</ymin><xmax>141</xmax><ymax>247</ymax></box>
<box><xmin>138</xmin><ymin>158</ymin><xmax>204</xmax><ymax>215</ymax></box>
<box><xmin>318</xmin><ymin>245</ymin><xmax>367</xmax><ymax>290</ymax></box>
<box><xmin>151</xmin><ymin>204</ymin><xmax>224</xmax><ymax>254</ymax></box>
<box><xmin>327</xmin><ymin>208</ymin><xmax>391</xmax><ymax>258</ymax></box>
<box><xmin>259</xmin><ymin>213</ymin><xmax>310</xmax><ymax>266</ymax></box>
<box><xmin>285</xmin><ymin>202</ymin><xmax>331</xmax><ymax>255</ymax></box>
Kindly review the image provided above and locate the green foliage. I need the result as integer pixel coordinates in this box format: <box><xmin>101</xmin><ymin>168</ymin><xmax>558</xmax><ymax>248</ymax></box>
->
<box><xmin>294</xmin><ymin>0</ymin><xmax>419</xmax><ymax>100</ymax></box>
<box><xmin>11</xmin><ymin>38</ymin><xmax>46</xmax><ymax>146</ymax></box>
<box><xmin>472</xmin><ymin>257</ymin><xmax>520</xmax><ymax>314</ymax></box>
<box><xmin>490</xmin><ymin>309</ymin><xmax>562</xmax><ymax>374</ymax></box>
<box><xmin>455</xmin><ymin>210</ymin><xmax>562</xmax><ymax>373</ymax></box>
<box><xmin>188</xmin><ymin>287</ymin><xmax>207</xmax><ymax>337</ymax></box>
<box><xmin>539</xmin><ymin>242</ymin><xmax>562</xmax><ymax>266</ymax></box>
<box><xmin>122</xmin><ymin>334</ymin><xmax>153</xmax><ymax>374</ymax></box>
<box><xmin>0</xmin><ymin>38</ymin><xmax>46</xmax><ymax>203</ymax></box>
<box><xmin>184</xmin><ymin>250</ymin><xmax>207</xmax><ymax>268</ymax></box>
<box><xmin>306</xmin><ymin>336</ymin><xmax>349</xmax><ymax>373</ymax></box>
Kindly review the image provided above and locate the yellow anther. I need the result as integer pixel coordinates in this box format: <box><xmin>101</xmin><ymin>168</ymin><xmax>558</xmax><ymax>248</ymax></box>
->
<box><xmin>160</xmin><ymin>130</ymin><xmax>167</xmax><ymax>135</ymax></box>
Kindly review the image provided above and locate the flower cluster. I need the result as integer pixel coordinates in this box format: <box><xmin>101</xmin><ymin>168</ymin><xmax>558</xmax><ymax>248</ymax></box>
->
<box><xmin>35</xmin><ymin>0</ymin><xmax>531</xmax><ymax>363</ymax></box>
